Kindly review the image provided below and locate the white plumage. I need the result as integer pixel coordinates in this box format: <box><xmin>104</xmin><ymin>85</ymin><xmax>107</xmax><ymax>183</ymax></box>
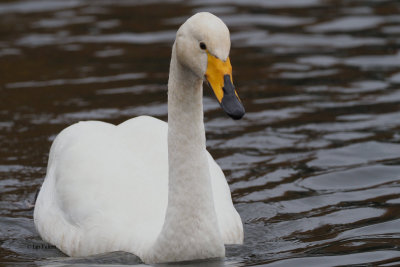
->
<box><xmin>34</xmin><ymin>12</ymin><xmax>243</xmax><ymax>264</ymax></box>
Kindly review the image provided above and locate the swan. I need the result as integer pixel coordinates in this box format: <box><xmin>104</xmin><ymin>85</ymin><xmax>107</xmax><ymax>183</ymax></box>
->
<box><xmin>34</xmin><ymin>12</ymin><xmax>245</xmax><ymax>264</ymax></box>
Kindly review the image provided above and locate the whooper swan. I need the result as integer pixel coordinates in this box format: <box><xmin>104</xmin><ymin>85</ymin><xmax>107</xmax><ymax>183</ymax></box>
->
<box><xmin>34</xmin><ymin>12</ymin><xmax>245</xmax><ymax>264</ymax></box>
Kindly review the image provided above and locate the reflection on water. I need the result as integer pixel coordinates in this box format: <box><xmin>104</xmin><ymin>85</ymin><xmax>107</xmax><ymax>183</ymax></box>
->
<box><xmin>1</xmin><ymin>0</ymin><xmax>400</xmax><ymax>266</ymax></box>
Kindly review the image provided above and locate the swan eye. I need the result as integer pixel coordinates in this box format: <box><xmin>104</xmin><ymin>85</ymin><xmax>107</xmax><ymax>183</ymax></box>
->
<box><xmin>199</xmin><ymin>42</ymin><xmax>207</xmax><ymax>50</ymax></box>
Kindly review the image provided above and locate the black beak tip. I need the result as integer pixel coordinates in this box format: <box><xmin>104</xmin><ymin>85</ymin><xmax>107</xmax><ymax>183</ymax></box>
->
<box><xmin>221</xmin><ymin>100</ymin><xmax>245</xmax><ymax>120</ymax></box>
<box><xmin>220</xmin><ymin>75</ymin><xmax>245</xmax><ymax>120</ymax></box>
<box><xmin>227</xmin><ymin>106</ymin><xmax>245</xmax><ymax>120</ymax></box>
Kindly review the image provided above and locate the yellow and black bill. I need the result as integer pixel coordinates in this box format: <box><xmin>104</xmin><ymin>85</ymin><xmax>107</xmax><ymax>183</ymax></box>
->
<box><xmin>205</xmin><ymin>53</ymin><xmax>245</xmax><ymax>120</ymax></box>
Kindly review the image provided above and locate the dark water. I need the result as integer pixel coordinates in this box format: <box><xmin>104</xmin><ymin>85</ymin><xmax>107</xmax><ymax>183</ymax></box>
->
<box><xmin>1</xmin><ymin>0</ymin><xmax>400</xmax><ymax>266</ymax></box>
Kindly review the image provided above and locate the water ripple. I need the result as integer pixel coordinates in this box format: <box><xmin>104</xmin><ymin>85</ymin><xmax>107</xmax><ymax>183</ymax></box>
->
<box><xmin>1</xmin><ymin>0</ymin><xmax>400</xmax><ymax>266</ymax></box>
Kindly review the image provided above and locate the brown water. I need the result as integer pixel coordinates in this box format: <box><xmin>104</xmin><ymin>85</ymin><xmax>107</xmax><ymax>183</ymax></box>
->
<box><xmin>1</xmin><ymin>0</ymin><xmax>400</xmax><ymax>266</ymax></box>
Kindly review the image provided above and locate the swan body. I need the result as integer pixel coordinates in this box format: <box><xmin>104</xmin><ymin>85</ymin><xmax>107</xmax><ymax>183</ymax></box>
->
<box><xmin>34</xmin><ymin>12</ymin><xmax>244</xmax><ymax>264</ymax></box>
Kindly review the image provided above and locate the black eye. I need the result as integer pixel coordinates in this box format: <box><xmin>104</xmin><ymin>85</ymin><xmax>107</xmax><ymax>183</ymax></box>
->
<box><xmin>199</xmin><ymin>42</ymin><xmax>207</xmax><ymax>50</ymax></box>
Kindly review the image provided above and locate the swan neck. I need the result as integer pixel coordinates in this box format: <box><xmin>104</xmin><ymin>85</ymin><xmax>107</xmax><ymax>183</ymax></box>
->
<box><xmin>167</xmin><ymin>47</ymin><xmax>205</xmax><ymax>139</ymax></box>
<box><xmin>147</xmin><ymin>44</ymin><xmax>224</xmax><ymax>263</ymax></box>
<box><xmin>167</xmin><ymin>43</ymin><xmax>214</xmax><ymax>217</ymax></box>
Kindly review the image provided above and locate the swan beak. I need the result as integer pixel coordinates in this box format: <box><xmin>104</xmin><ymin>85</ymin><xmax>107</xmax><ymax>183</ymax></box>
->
<box><xmin>205</xmin><ymin>53</ymin><xmax>245</xmax><ymax>120</ymax></box>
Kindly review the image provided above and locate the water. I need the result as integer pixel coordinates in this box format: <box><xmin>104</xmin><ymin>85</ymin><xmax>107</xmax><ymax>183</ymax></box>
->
<box><xmin>1</xmin><ymin>0</ymin><xmax>400</xmax><ymax>266</ymax></box>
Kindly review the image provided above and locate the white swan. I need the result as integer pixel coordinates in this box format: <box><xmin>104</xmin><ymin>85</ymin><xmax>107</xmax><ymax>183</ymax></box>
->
<box><xmin>34</xmin><ymin>12</ymin><xmax>245</xmax><ymax>264</ymax></box>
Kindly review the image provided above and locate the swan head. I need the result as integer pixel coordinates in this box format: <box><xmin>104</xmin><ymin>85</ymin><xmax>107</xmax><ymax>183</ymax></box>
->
<box><xmin>175</xmin><ymin>12</ymin><xmax>245</xmax><ymax>120</ymax></box>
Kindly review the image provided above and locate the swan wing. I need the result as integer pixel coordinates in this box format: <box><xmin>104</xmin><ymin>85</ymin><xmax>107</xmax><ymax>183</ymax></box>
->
<box><xmin>35</xmin><ymin>116</ymin><xmax>168</xmax><ymax>257</ymax></box>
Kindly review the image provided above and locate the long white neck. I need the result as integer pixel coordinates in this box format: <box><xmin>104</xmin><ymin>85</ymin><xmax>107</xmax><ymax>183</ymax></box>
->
<box><xmin>146</xmin><ymin>44</ymin><xmax>224</xmax><ymax>263</ymax></box>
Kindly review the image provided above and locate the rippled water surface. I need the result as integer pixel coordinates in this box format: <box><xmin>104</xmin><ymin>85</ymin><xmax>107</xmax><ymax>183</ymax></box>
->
<box><xmin>1</xmin><ymin>0</ymin><xmax>400</xmax><ymax>266</ymax></box>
